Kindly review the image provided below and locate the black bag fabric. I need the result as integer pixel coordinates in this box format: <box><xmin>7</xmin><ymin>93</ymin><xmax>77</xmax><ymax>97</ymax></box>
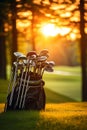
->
<box><xmin>6</xmin><ymin>79</ymin><xmax>46</xmax><ymax>111</ymax></box>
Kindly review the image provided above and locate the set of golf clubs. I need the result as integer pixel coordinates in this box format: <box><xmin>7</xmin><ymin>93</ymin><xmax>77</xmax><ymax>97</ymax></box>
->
<box><xmin>5</xmin><ymin>49</ymin><xmax>55</xmax><ymax>111</ymax></box>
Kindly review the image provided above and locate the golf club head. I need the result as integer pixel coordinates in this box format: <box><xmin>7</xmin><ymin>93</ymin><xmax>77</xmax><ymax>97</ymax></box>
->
<box><xmin>14</xmin><ymin>52</ymin><xmax>24</xmax><ymax>57</ymax></box>
<box><xmin>13</xmin><ymin>62</ymin><xmax>17</xmax><ymax>67</ymax></box>
<box><xmin>18</xmin><ymin>55</ymin><xmax>27</xmax><ymax>61</ymax></box>
<box><xmin>48</xmin><ymin>61</ymin><xmax>55</xmax><ymax>67</ymax></box>
<box><xmin>26</xmin><ymin>51</ymin><xmax>37</xmax><ymax>57</ymax></box>
<box><xmin>37</xmin><ymin>56</ymin><xmax>47</xmax><ymax>62</ymax></box>
<box><xmin>30</xmin><ymin>54</ymin><xmax>37</xmax><ymax>60</ymax></box>
<box><xmin>13</xmin><ymin>61</ymin><xmax>23</xmax><ymax>68</ymax></box>
<box><xmin>44</xmin><ymin>66</ymin><xmax>54</xmax><ymax>72</ymax></box>
<box><xmin>40</xmin><ymin>61</ymin><xmax>49</xmax><ymax>68</ymax></box>
<box><xmin>40</xmin><ymin>53</ymin><xmax>49</xmax><ymax>58</ymax></box>
<box><xmin>39</xmin><ymin>49</ymin><xmax>49</xmax><ymax>56</ymax></box>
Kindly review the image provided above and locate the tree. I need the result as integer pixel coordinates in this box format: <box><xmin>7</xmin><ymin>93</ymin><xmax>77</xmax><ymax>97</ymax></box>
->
<box><xmin>80</xmin><ymin>0</ymin><xmax>87</xmax><ymax>101</ymax></box>
<box><xmin>0</xmin><ymin>19</ymin><xmax>6</xmax><ymax>79</ymax></box>
<box><xmin>0</xmin><ymin>2</ymin><xmax>8</xmax><ymax>79</ymax></box>
<box><xmin>10</xmin><ymin>0</ymin><xmax>18</xmax><ymax>63</ymax></box>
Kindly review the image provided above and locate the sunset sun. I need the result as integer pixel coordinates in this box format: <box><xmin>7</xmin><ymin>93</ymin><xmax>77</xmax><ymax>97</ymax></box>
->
<box><xmin>40</xmin><ymin>23</ymin><xmax>59</xmax><ymax>37</ymax></box>
<box><xmin>40</xmin><ymin>23</ymin><xmax>71</xmax><ymax>37</ymax></box>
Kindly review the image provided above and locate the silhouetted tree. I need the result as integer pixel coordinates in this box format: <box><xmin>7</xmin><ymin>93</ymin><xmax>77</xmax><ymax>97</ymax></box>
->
<box><xmin>0</xmin><ymin>2</ymin><xmax>8</xmax><ymax>79</ymax></box>
<box><xmin>0</xmin><ymin>19</ymin><xmax>6</xmax><ymax>79</ymax></box>
<box><xmin>80</xmin><ymin>0</ymin><xmax>87</xmax><ymax>101</ymax></box>
<box><xmin>10</xmin><ymin>0</ymin><xmax>18</xmax><ymax>63</ymax></box>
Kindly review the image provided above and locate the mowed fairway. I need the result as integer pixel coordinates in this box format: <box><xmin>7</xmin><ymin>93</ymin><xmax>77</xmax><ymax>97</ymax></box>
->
<box><xmin>43</xmin><ymin>66</ymin><xmax>82</xmax><ymax>101</ymax></box>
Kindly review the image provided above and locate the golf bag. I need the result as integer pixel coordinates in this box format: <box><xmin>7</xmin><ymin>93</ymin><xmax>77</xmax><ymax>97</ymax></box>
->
<box><xmin>4</xmin><ymin>50</ymin><xmax>54</xmax><ymax>111</ymax></box>
<box><xmin>5</xmin><ymin>72</ymin><xmax>46</xmax><ymax>111</ymax></box>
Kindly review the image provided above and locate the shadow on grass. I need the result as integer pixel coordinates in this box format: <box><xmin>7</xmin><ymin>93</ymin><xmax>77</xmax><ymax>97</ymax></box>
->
<box><xmin>45</xmin><ymin>88</ymin><xmax>76</xmax><ymax>103</ymax></box>
<box><xmin>0</xmin><ymin>110</ymin><xmax>40</xmax><ymax>130</ymax></box>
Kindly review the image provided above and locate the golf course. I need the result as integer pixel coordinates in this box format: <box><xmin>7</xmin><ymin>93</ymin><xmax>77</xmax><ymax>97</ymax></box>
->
<box><xmin>0</xmin><ymin>66</ymin><xmax>87</xmax><ymax>130</ymax></box>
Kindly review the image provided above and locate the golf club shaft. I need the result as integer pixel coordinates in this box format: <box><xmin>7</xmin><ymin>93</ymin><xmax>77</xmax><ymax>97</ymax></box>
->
<box><xmin>14</xmin><ymin>67</ymin><xmax>24</xmax><ymax>108</ymax></box>
<box><xmin>9</xmin><ymin>65</ymin><xmax>18</xmax><ymax>106</ymax></box>
<box><xmin>22</xmin><ymin>75</ymin><xmax>30</xmax><ymax>109</ymax></box>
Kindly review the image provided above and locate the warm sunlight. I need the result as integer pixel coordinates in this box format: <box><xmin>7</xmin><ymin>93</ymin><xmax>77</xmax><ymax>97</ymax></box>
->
<box><xmin>59</xmin><ymin>27</ymin><xmax>71</xmax><ymax>36</ymax></box>
<box><xmin>16</xmin><ymin>19</ymin><xmax>31</xmax><ymax>32</ymax></box>
<box><xmin>70</xmin><ymin>33</ymin><xmax>77</xmax><ymax>40</ymax></box>
<box><xmin>40</xmin><ymin>23</ymin><xmax>71</xmax><ymax>37</ymax></box>
<box><xmin>40</xmin><ymin>23</ymin><xmax>59</xmax><ymax>37</ymax></box>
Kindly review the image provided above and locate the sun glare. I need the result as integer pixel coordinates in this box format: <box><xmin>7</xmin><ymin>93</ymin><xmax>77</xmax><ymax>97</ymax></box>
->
<box><xmin>70</xmin><ymin>33</ymin><xmax>76</xmax><ymax>40</ymax></box>
<box><xmin>59</xmin><ymin>27</ymin><xmax>71</xmax><ymax>36</ymax></box>
<box><xmin>40</xmin><ymin>23</ymin><xmax>71</xmax><ymax>37</ymax></box>
<box><xmin>40</xmin><ymin>23</ymin><xmax>59</xmax><ymax>37</ymax></box>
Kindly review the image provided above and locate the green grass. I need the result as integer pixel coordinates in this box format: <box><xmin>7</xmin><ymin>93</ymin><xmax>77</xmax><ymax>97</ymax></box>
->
<box><xmin>0</xmin><ymin>103</ymin><xmax>87</xmax><ymax>130</ymax></box>
<box><xmin>54</xmin><ymin>66</ymin><xmax>81</xmax><ymax>74</ymax></box>
<box><xmin>0</xmin><ymin>79</ymin><xmax>8</xmax><ymax>103</ymax></box>
<box><xmin>0</xmin><ymin>66</ymin><xmax>86</xmax><ymax>130</ymax></box>
<box><xmin>43</xmin><ymin>66</ymin><xmax>82</xmax><ymax>101</ymax></box>
<box><xmin>45</xmin><ymin>88</ymin><xmax>76</xmax><ymax>103</ymax></box>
